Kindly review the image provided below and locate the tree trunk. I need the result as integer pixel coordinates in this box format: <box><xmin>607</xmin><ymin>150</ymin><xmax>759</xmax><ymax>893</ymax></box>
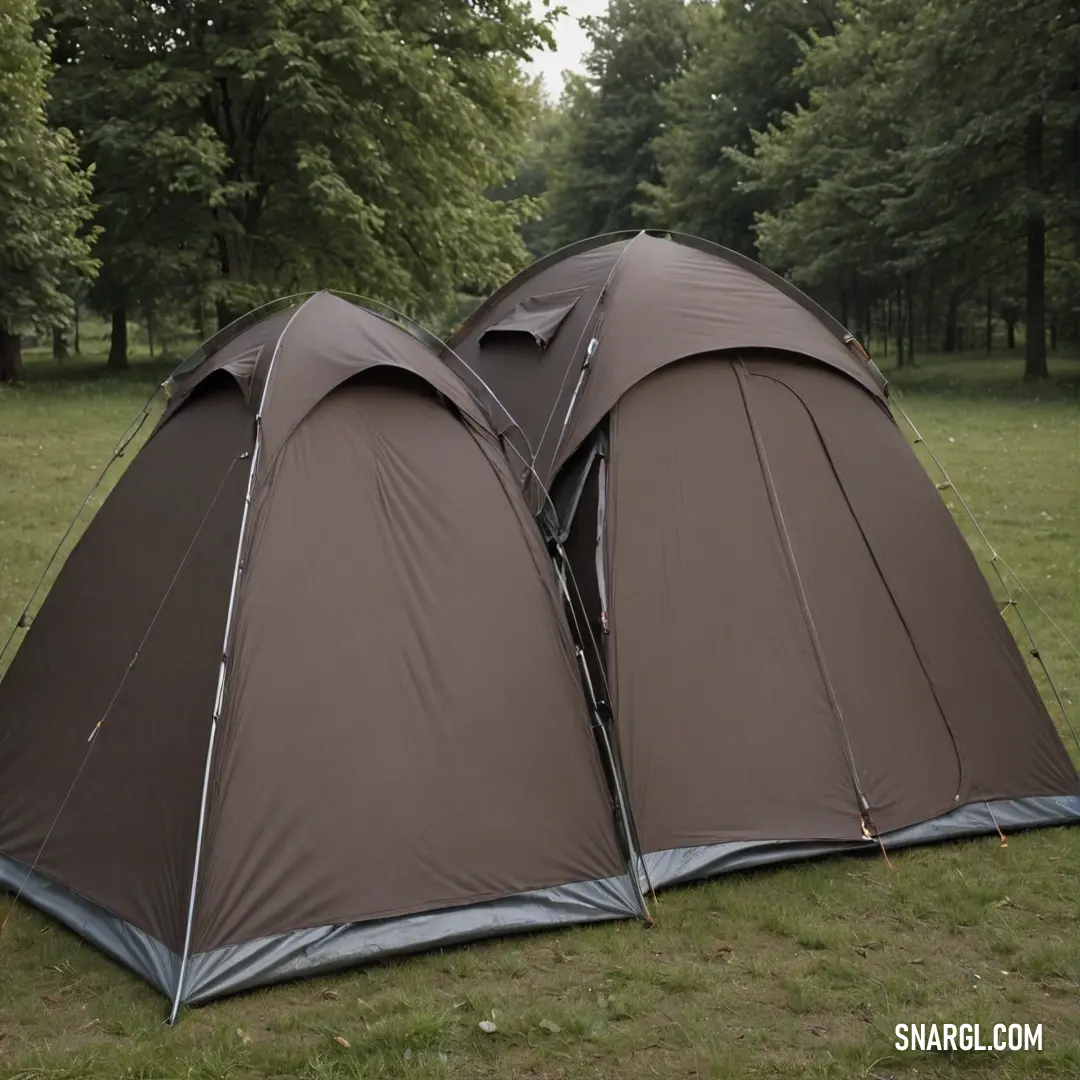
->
<box><xmin>906</xmin><ymin>273</ymin><xmax>915</xmax><ymax>365</ymax></box>
<box><xmin>923</xmin><ymin>273</ymin><xmax>935</xmax><ymax>353</ymax></box>
<box><xmin>108</xmin><ymin>307</ymin><xmax>129</xmax><ymax>370</ymax></box>
<box><xmin>943</xmin><ymin>290</ymin><xmax>960</xmax><ymax>353</ymax></box>
<box><xmin>74</xmin><ymin>304</ymin><xmax>81</xmax><ymax>355</ymax></box>
<box><xmin>1025</xmin><ymin>111</ymin><xmax>1048</xmax><ymax>379</ymax></box>
<box><xmin>52</xmin><ymin>327</ymin><xmax>69</xmax><ymax>363</ymax></box>
<box><xmin>1006</xmin><ymin>314</ymin><xmax>1016</xmax><ymax>349</ymax></box>
<box><xmin>896</xmin><ymin>287</ymin><xmax>906</xmax><ymax>368</ymax></box>
<box><xmin>0</xmin><ymin>320</ymin><xmax>26</xmax><ymax>384</ymax></box>
<box><xmin>986</xmin><ymin>287</ymin><xmax>993</xmax><ymax>353</ymax></box>
<box><xmin>147</xmin><ymin>314</ymin><xmax>155</xmax><ymax>358</ymax></box>
<box><xmin>883</xmin><ymin>297</ymin><xmax>890</xmax><ymax>358</ymax></box>
<box><xmin>215</xmin><ymin>299</ymin><xmax>240</xmax><ymax>332</ymax></box>
<box><xmin>1049</xmin><ymin>317</ymin><xmax>1057</xmax><ymax>352</ymax></box>
<box><xmin>214</xmin><ymin>217</ymin><xmax>252</xmax><ymax>331</ymax></box>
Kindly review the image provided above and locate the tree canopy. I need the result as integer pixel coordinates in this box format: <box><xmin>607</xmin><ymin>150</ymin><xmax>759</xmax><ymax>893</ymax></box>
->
<box><xmin>6</xmin><ymin>0</ymin><xmax>1079</xmax><ymax>379</ymax></box>
<box><xmin>0</xmin><ymin>0</ymin><xmax>97</xmax><ymax>382</ymax></box>
<box><xmin>537</xmin><ymin>0</ymin><xmax>1080</xmax><ymax>377</ymax></box>
<box><xmin>43</xmin><ymin>0</ymin><xmax>556</xmax><ymax>344</ymax></box>
<box><xmin>542</xmin><ymin>0</ymin><xmax>692</xmax><ymax>248</ymax></box>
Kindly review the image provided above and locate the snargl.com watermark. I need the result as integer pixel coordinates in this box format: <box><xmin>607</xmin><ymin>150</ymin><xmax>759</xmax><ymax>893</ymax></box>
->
<box><xmin>895</xmin><ymin>1023</ymin><xmax>1043</xmax><ymax>1052</ymax></box>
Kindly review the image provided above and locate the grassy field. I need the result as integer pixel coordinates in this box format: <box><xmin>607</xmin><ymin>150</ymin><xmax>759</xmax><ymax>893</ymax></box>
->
<box><xmin>0</xmin><ymin>346</ymin><xmax>1078</xmax><ymax>1080</ymax></box>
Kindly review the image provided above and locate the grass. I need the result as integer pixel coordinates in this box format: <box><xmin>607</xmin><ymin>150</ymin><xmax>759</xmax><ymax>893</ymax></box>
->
<box><xmin>1</xmin><ymin>346</ymin><xmax>1079</xmax><ymax>1079</ymax></box>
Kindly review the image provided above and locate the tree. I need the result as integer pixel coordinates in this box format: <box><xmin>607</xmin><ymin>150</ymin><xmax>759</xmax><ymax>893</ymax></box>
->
<box><xmin>734</xmin><ymin>0</ymin><xmax>918</xmax><ymax>339</ymax></box>
<box><xmin>47</xmin><ymin>0</ymin><xmax>555</xmax><ymax>337</ymax></box>
<box><xmin>543</xmin><ymin>0</ymin><xmax>692</xmax><ymax>247</ymax></box>
<box><xmin>729</xmin><ymin>0</ymin><xmax>1080</xmax><ymax>374</ymax></box>
<box><xmin>487</xmin><ymin>90</ymin><xmax>569</xmax><ymax>259</ymax></box>
<box><xmin>645</xmin><ymin>0</ymin><xmax>841</xmax><ymax>255</ymax></box>
<box><xmin>878</xmin><ymin>0</ymin><xmax>1080</xmax><ymax>377</ymax></box>
<box><xmin>0</xmin><ymin>0</ymin><xmax>97</xmax><ymax>384</ymax></box>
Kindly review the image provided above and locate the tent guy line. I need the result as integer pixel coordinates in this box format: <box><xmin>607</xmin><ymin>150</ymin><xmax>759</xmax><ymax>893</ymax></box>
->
<box><xmin>890</xmin><ymin>396</ymin><xmax>1080</xmax><ymax>757</ymax></box>
<box><xmin>0</xmin><ymin>451</ymin><xmax>245</xmax><ymax>939</ymax></box>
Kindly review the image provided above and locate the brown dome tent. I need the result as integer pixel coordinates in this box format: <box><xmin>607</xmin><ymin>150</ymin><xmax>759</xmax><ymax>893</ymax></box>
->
<box><xmin>446</xmin><ymin>230</ymin><xmax>1080</xmax><ymax>893</ymax></box>
<box><xmin>0</xmin><ymin>292</ymin><xmax>645</xmax><ymax>1017</ymax></box>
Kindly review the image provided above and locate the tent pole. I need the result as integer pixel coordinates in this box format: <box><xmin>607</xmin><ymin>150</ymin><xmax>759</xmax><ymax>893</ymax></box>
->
<box><xmin>553</xmin><ymin>546</ymin><xmax>651</xmax><ymax>919</ymax></box>
<box><xmin>535</xmin><ymin>231</ymin><xmax>644</xmax><ymax>476</ymax></box>
<box><xmin>168</xmin><ymin>297</ymin><xmax>314</xmax><ymax>1025</ymax></box>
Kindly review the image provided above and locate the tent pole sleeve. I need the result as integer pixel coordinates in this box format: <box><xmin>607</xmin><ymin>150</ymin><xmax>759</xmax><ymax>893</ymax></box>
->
<box><xmin>168</xmin><ymin>423</ymin><xmax>261</xmax><ymax>1025</ymax></box>
<box><xmin>168</xmin><ymin>297</ymin><xmax>313</xmax><ymax>1025</ymax></box>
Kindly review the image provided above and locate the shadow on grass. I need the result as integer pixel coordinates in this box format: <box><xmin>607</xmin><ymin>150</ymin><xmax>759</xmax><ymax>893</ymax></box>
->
<box><xmin>16</xmin><ymin>341</ymin><xmax>201</xmax><ymax>393</ymax></box>
<box><xmin>879</xmin><ymin>352</ymin><xmax>1080</xmax><ymax>403</ymax></box>
<box><xmin>19</xmin><ymin>349</ymin><xmax>191</xmax><ymax>391</ymax></box>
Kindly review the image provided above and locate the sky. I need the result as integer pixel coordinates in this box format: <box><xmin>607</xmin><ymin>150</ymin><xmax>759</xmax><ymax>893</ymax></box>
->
<box><xmin>526</xmin><ymin>0</ymin><xmax>608</xmax><ymax>98</ymax></box>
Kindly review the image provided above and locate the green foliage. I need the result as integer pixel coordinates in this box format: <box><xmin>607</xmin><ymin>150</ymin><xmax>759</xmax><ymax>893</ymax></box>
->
<box><xmin>45</xmin><ymin>0</ymin><xmax>555</xmax><ymax>327</ymax></box>
<box><xmin>487</xmin><ymin>92</ymin><xmax>569</xmax><ymax>259</ymax></box>
<box><xmin>513</xmin><ymin>0</ymin><xmax>1080</xmax><ymax>372</ymax></box>
<box><xmin>645</xmin><ymin>0</ymin><xmax>841</xmax><ymax>255</ymax></box>
<box><xmin>735</xmin><ymin>0</ymin><xmax>916</xmax><ymax>291</ymax></box>
<box><xmin>8</xmin><ymin>0</ymin><xmax>1079</xmax><ymax>367</ymax></box>
<box><xmin>543</xmin><ymin>0</ymin><xmax>692</xmax><ymax>248</ymax></box>
<box><xmin>0</xmin><ymin>0</ymin><xmax>97</xmax><ymax>333</ymax></box>
<box><xmin>736</xmin><ymin>0</ymin><xmax>1080</xmax><ymax>368</ymax></box>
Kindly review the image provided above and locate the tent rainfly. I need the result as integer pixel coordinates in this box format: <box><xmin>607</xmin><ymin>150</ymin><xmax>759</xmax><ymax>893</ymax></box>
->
<box><xmin>0</xmin><ymin>293</ymin><xmax>646</xmax><ymax>1018</ymax></box>
<box><xmin>2</xmin><ymin>234</ymin><xmax>1079</xmax><ymax>1017</ymax></box>
<box><xmin>446</xmin><ymin>230</ymin><xmax>1080</xmax><ymax>891</ymax></box>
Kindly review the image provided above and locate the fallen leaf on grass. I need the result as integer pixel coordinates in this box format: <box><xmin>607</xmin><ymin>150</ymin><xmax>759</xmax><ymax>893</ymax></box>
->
<box><xmin>539</xmin><ymin>1019</ymin><xmax>562</xmax><ymax>1034</ymax></box>
<box><xmin>478</xmin><ymin>1020</ymin><xmax>498</xmax><ymax>1034</ymax></box>
<box><xmin>334</xmin><ymin>1035</ymin><xmax>351</xmax><ymax>1048</ymax></box>
<box><xmin>236</xmin><ymin>1029</ymin><xmax>252</xmax><ymax>1044</ymax></box>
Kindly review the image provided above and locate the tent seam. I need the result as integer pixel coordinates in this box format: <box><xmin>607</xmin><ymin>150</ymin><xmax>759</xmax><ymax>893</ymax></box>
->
<box><xmin>744</xmin><ymin>366</ymin><xmax>967</xmax><ymax>809</ymax></box>
<box><xmin>732</xmin><ymin>359</ymin><xmax>874</xmax><ymax>834</ymax></box>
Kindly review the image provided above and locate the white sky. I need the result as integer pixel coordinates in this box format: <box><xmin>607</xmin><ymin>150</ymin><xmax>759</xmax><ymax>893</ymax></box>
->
<box><xmin>526</xmin><ymin>0</ymin><xmax>609</xmax><ymax>98</ymax></box>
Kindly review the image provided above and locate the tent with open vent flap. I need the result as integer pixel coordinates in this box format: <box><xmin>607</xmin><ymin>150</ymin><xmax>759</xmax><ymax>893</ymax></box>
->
<box><xmin>0</xmin><ymin>292</ymin><xmax>646</xmax><ymax>1017</ymax></box>
<box><xmin>446</xmin><ymin>230</ymin><xmax>1080</xmax><ymax>893</ymax></box>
